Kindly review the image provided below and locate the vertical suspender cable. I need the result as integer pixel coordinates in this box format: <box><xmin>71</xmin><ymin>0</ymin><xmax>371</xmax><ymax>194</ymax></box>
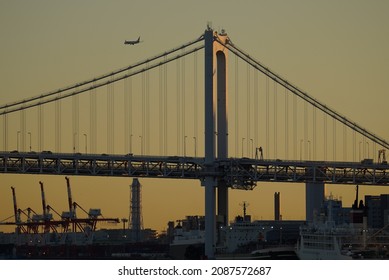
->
<box><xmin>284</xmin><ymin>86</ymin><xmax>288</xmax><ymax>159</ymax></box>
<box><xmin>55</xmin><ymin>93</ymin><xmax>61</xmax><ymax>152</ymax></box>
<box><xmin>254</xmin><ymin>69</ymin><xmax>258</xmax><ymax>155</ymax></box>
<box><xmin>159</xmin><ymin>65</ymin><xmax>163</xmax><ymax>155</ymax></box>
<box><xmin>293</xmin><ymin>93</ymin><xmax>297</xmax><ymax>160</ymax></box>
<box><xmin>124</xmin><ymin>76</ymin><xmax>130</xmax><ymax>153</ymax></box>
<box><xmin>107</xmin><ymin>76</ymin><xmax>114</xmax><ymax>154</ymax></box>
<box><xmin>146</xmin><ymin>63</ymin><xmax>150</xmax><ymax>155</ymax></box>
<box><xmin>176</xmin><ymin>59</ymin><xmax>181</xmax><ymax>155</ymax></box>
<box><xmin>304</xmin><ymin>101</ymin><xmax>307</xmax><ymax>160</ymax></box>
<box><xmin>333</xmin><ymin>118</ymin><xmax>336</xmax><ymax>161</ymax></box>
<box><xmin>112</xmin><ymin>76</ymin><xmax>115</xmax><ymax>154</ymax></box>
<box><xmin>164</xmin><ymin>55</ymin><xmax>168</xmax><ymax>155</ymax></box>
<box><xmin>247</xmin><ymin>63</ymin><xmax>250</xmax><ymax>156</ymax></box>
<box><xmin>194</xmin><ymin>51</ymin><xmax>198</xmax><ymax>156</ymax></box>
<box><xmin>129</xmin><ymin>76</ymin><xmax>133</xmax><ymax>154</ymax></box>
<box><xmin>3</xmin><ymin>114</ymin><xmax>7</xmax><ymax>150</ymax></box>
<box><xmin>141</xmin><ymin>72</ymin><xmax>145</xmax><ymax>155</ymax></box>
<box><xmin>90</xmin><ymin>83</ymin><xmax>97</xmax><ymax>154</ymax></box>
<box><xmin>313</xmin><ymin>106</ymin><xmax>316</xmax><ymax>161</ymax></box>
<box><xmin>324</xmin><ymin>112</ymin><xmax>327</xmax><ymax>161</ymax></box>
<box><xmin>107</xmin><ymin>81</ymin><xmax>110</xmax><ymax>154</ymax></box>
<box><xmin>38</xmin><ymin>103</ymin><xmax>42</xmax><ymax>151</ymax></box>
<box><xmin>182</xmin><ymin>49</ymin><xmax>186</xmax><ymax>152</ymax></box>
<box><xmin>20</xmin><ymin>110</ymin><xmax>25</xmax><ymax>151</ymax></box>
<box><xmin>343</xmin><ymin>125</ymin><xmax>347</xmax><ymax>161</ymax></box>
<box><xmin>363</xmin><ymin>135</ymin><xmax>366</xmax><ymax>159</ymax></box>
<box><xmin>266</xmin><ymin>74</ymin><xmax>269</xmax><ymax>159</ymax></box>
<box><xmin>353</xmin><ymin>129</ymin><xmax>356</xmax><ymax>162</ymax></box>
<box><xmin>274</xmin><ymin>81</ymin><xmax>277</xmax><ymax>159</ymax></box>
<box><xmin>73</xmin><ymin>89</ymin><xmax>79</xmax><ymax>153</ymax></box>
<box><xmin>235</xmin><ymin>55</ymin><xmax>239</xmax><ymax>157</ymax></box>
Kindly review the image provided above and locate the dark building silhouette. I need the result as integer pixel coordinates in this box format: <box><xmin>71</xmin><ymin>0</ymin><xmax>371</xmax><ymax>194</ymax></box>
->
<box><xmin>365</xmin><ymin>194</ymin><xmax>389</xmax><ymax>228</ymax></box>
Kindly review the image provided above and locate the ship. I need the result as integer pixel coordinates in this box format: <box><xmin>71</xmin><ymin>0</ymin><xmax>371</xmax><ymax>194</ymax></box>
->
<box><xmin>168</xmin><ymin>198</ymin><xmax>304</xmax><ymax>259</ymax></box>
<box><xmin>216</xmin><ymin>215</ymin><xmax>301</xmax><ymax>259</ymax></box>
<box><xmin>296</xmin><ymin>190</ymin><xmax>389</xmax><ymax>260</ymax></box>
<box><xmin>296</xmin><ymin>220</ymin><xmax>389</xmax><ymax>259</ymax></box>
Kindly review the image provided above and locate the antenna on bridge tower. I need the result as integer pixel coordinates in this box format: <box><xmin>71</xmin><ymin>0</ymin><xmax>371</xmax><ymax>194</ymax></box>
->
<box><xmin>206</xmin><ymin>21</ymin><xmax>213</xmax><ymax>31</ymax></box>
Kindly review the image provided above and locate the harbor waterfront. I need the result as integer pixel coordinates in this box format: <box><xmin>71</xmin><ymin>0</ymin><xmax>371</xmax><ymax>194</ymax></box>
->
<box><xmin>1</xmin><ymin>178</ymin><xmax>388</xmax><ymax>259</ymax></box>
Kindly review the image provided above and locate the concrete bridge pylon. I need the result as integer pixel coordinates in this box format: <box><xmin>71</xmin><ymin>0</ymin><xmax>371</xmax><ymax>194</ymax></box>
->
<box><xmin>203</xmin><ymin>27</ymin><xmax>229</xmax><ymax>258</ymax></box>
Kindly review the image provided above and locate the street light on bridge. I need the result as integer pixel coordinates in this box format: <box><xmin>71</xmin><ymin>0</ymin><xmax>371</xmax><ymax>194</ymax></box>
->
<box><xmin>250</xmin><ymin>138</ymin><xmax>253</xmax><ymax>158</ymax></box>
<box><xmin>242</xmin><ymin>138</ymin><xmax>245</xmax><ymax>157</ymax></box>
<box><xmin>184</xmin><ymin>135</ymin><xmax>187</xmax><ymax>157</ymax></box>
<box><xmin>139</xmin><ymin>135</ymin><xmax>143</xmax><ymax>155</ymax></box>
<box><xmin>17</xmin><ymin>131</ymin><xmax>21</xmax><ymax>151</ymax></box>
<box><xmin>73</xmin><ymin>132</ymin><xmax>77</xmax><ymax>153</ymax></box>
<box><xmin>300</xmin><ymin>139</ymin><xmax>303</xmax><ymax>161</ymax></box>
<box><xmin>28</xmin><ymin>132</ymin><xmax>32</xmax><ymax>152</ymax></box>
<box><xmin>83</xmin><ymin>134</ymin><xmax>87</xmax><ymax>154</ymax></box>
<box><xmin>193</xmin><ymin>136</ymin><xmax>197</xmax><ymax>157</ymax></box>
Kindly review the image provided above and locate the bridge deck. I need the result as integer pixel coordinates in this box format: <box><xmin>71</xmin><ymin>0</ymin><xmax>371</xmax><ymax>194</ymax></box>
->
<box><xmin>1</xmin><ymin>152</ymin><xmax>389</xmax><ymax>188</ymax></box>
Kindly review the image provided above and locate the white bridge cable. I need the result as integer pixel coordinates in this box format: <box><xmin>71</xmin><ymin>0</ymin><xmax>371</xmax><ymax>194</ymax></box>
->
<box><xmin>217</xmin><ymin>38</ymin><xmax>389</xmax><ymax>151</ymax></box>
<box><xmin>0</xmin><ymin>45</ymin><xmax>205</xmax><ymax>116</ymax></box>
<box><xmin>0</xmin><ymin>35</ymin><xmax>205</xmax><ymax>114</ymax></box>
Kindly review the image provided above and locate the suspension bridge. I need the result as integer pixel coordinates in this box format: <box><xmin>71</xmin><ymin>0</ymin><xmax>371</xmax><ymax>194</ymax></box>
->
<box><xmin>1</xmin><ymin>27</ymin><xmax>389</xmax><ymax>257</ymax></box>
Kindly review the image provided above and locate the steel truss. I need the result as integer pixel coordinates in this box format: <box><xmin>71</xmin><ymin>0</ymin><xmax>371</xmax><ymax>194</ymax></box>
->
<box><xmin>1</xmin><ymin>152</ymin><xmax>389</xmax><ymax>188</ymax></box>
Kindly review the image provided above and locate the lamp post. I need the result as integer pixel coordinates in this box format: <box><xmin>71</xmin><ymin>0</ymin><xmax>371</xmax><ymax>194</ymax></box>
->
<box><xmin>300</xmin><ymin>139</ymin><xmax>303</xmax><ymax>161</ymax></box>
<box><xmin>83</xmin><ymin>134</ymin><xmax>87</xmax><ymax>154</ymax></box>
<box><xmin>17</xmin><ymin>131</ymin><xmax>21</xmax><ymax>151</ymax></box>
<box><xmin>193</xmin><ymin>136</ymin><xmax>197</xmax><ymax>157</ymax></box>
<box><xmin>73</xmin><ymin>132</ymin><xmax>77</xmax><ymax>153</ymax></box>
<box><xmin>250</xmin><ymin>139</ymin><xmax>253</xmax><ymax>158</ymax></box>
<box><xmin>242</xmin><ymin>137</ymin><xmax>245</xmax><ymax>157</ymax></box>
<box><xmin>183</xmin><ymin>136</ymin><xmax>187</xmax><ymax>157</ymax></box>
<box><xmin>28</xmin><ymin>132</ymin><xmax>32</xmax><ymax>152</ymax></box>
<box><xmin>130</xmin><ymin>134</ymin><xmax>133</xmax><ymax>153</ymax></box>
<box><xmin>139</xmin><ymin>136</ymin><xmax>143</xmax><ymax>155</ymax></box>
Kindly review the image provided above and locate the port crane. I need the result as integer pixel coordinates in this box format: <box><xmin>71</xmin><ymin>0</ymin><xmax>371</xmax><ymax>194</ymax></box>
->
<box><xmin>0</xmin><ymin>178</ymin><xmax>120</xmax><ymax>243</ymax></box>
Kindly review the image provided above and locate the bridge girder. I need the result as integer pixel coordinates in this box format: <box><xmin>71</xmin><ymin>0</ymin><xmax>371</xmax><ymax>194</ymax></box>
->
<box><xmin>2</xmin><ymin>152</ymin><xmax>389</xmax><ymax>186</ymax></box>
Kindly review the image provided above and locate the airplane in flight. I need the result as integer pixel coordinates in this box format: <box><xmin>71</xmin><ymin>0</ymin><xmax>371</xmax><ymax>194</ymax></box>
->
<box><xmin>124</xmin><ymin>36</ymin><xmax>141</xmax><ymax>45</ymax></box>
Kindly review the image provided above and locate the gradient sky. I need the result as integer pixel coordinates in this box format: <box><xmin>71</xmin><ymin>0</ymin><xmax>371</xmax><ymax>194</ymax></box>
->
<box><xmin>1</xmin><ymin>0</ymin><xmax>389</xmax><ymax>233</ymax></box>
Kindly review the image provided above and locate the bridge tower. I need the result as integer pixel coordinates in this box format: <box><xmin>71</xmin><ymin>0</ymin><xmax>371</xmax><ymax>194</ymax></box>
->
<box><xmin>203</xmin><ymin>26</ymin><xmax>229</xmax><ymax>258</ymax></box>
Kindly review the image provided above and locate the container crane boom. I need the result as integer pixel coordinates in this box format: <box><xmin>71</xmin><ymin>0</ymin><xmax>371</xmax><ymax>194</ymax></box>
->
<box><xmin>10</xmin><ymin>186</ymin><xmax>20</xmax><ymax>223</ymax></box>
<box><xmin>65</xmin><ymin>177</ymin><xmax>75</xmax><ymax>218</ymax></box>
<box><xmin>39</xmin><ymin>181</ymin><xmax>47</xmax><ymax>219</ymax></box>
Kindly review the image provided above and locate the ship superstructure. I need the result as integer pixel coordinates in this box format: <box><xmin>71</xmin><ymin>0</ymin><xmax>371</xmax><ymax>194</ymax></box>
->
<box><xmin>296</xmin><ymin>190</ymin><xmax>389</xmax><ymax>259</ymax></box>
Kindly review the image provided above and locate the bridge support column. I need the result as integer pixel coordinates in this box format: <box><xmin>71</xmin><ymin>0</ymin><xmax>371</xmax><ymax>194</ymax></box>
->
<box><xmin>203</xmin><ymin>27</ymin><xmax>230</xmax><ymax>258</ymax></box>
<box><xmin>305</xmin><ymin>182</ymin><xmax>324</xmax><ymax>222</ymax></box>
<box><xmin>204</xmin><ymin>27</ymin><xmax>216</xmax><ymax>258</ymax></box>
<box><xmin>203</xmin><ymin>177</ymin><xmax>216</xmax><ymax>258</ymax></box>
<box><xmin>215</xmin><ymin>32</ymin><xmax>229</xmax><ymax>229</ymax></box>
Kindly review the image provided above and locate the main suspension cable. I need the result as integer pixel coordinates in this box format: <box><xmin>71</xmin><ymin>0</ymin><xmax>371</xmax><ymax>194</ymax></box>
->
<box><xmin>217</xmin><ymin>37</ymin><xmax>389</xmax><ymax>150</ymax></box>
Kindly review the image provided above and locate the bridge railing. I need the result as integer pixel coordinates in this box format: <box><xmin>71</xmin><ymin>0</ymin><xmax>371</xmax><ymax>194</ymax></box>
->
<box><xmin>2</xmin><ymin>152</ymin><xmax>389</xmax><ymax>187</ymax></box>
